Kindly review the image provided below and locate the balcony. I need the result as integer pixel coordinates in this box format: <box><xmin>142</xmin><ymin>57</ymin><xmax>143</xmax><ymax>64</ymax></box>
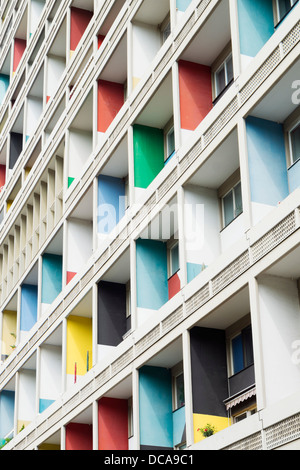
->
<box><xmin>227</xmin><ymin>364</ymin><xmax>255</xmax><ymax>398</ymax></box>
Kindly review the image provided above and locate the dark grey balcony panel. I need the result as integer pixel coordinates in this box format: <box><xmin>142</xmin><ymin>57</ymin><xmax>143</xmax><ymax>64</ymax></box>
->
<box><xmin>228</xmin><ymin>364</ymin><xmax>255</xmax><ymax>397</ymax></box>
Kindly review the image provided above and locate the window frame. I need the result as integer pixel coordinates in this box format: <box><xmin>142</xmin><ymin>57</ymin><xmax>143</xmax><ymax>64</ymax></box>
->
<box><xmin>128</xmin><ymin>397</ymin><xmax>133</xmax><ymax>439</ymax></box>
<box><xmin>167</xmin><ymin>238</ymin><xmax>179</xmax><ymax>279</ymax></box>
<box><xmin>274</xmin><ymin>0</ymin><xmax>298</xmax><ymax>25</ymax></box>
<box><xmin>211</xmin><ymin>43</ymin><xmax>233</xmax><ymax>101</ymax></box>
<box><xmin>214</xmin><ymin>53</ymin><xmax>233</xmax><ymax>98</ymax></box>
<box><xmin>123</xmin><ymin>174</ymin><xmax>130</xmax><ymax>209</ymax></box>
<box><xmin>218</xmin><ymin>169</ymin><xmax>243</xmax><ymax>230</ymax></box>
<box><xmin>221</xmin><ymin>181</ymin><xmax>242</xmax><ymax>228</ymax></box>
<box><xmin>283</xmin><ymin>109</ymin><xmax>300</xmax><ymax>168</ymax></box>
<box><xmin>166</xmin><ymin>126</ymin><xmax>175</xmax><ymax>160</ymax></box>
<box><xmin>230</xmin><ymin>324</ymin><xmax>254</xmax><ymax>376</ymax></box>
<box><xmin>160</xmin><ymin>13</ymin><xmax>171</xmax><ymax>44</ymax></box>
<box><xmin>126</xmin><ymin>280</ymin><xmax>131</xmax><ymax>319</ymax></box>
<box><xmin>171</xmin><ymin>361</ymin><xmax>185</xmax><ymax>411</ymax></box>
<box><xmin>232</xmin><ymin>405</ymin><xmax>257</xmax><ymax>424</ymax></box>
<box><xmin>175</xmin><ymin>442</ymin><xmax>187</xmax><ymax>450</ymax></box>
<box><xmin>164</xmin><ymin>118</ymin><xmax>175</xmax><ymax>163</ymax></box>
<box><xmin>288</xmin><ymin>121</ymin><xmax>300</xmax><ymax>166</ymax></box>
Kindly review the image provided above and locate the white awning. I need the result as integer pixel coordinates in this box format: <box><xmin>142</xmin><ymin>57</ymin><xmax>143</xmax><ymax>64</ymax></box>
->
<box><xmin>225</xmin><ymin>388</ymin><xmax>256</xmax><ymax>410</ymax></box>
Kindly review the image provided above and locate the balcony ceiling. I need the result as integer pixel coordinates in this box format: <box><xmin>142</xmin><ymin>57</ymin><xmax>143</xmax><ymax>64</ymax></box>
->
<box><xmin>180</xmin><ymin>0</ymin><xmax>231</xmax><ymax>66</ymax></box>
<box><xmin>23</xmin><ymin>262</ymin><xmax>39</xmax><ymax>286</ymax></box>
<box><xmin>250</xmin><ymin>58</ymin><xmax>300</xmax><ymax>123</ymax></box>
<box><xmin>71</xmin><ymin>291</ymin><xmax>92</xmax><ymax>318</ymax></box>
<box><xmin>29</xmin><ymin>66</ymin><xmax>44</xmax><ymax>98</ymax></box>
<box><xmin>188</xmin><ymin>128</ymin><xmax>239</xmax><ymax>189</ymax></box>
<box><xmin>134</xmin><ymin>0</ymin><xmax>170</xmax><ymax>25</ymax></box>
<box><xmin>265</xmin><ymin>244</ymin><xmax>300</xmax><ymax>280</ymax></box>
<box><xmin>101</xmin><ymin>136</ymin><xmax>128</xmax><ymax>179</ymax></box>
<box><xmin>70</xmin><ymin>90</ymin><xmax>93</xmax><ymax>132</ymax></box>
<box><xmin>100</xmin><ymin>33</ymin><xmax>127</xmax><ymax>84</ymax></box>
<box><xmin>146</xmin><ymin>338</ymin><xmax>183</xmax><ymax>369</ymax></box>
<box><xmin>45</xmin><ymin>227</ymin><xmax>63</xmax><ymax>255</ymax></box>
<box><xmin>49</xmin><ymin>19</ymin><xmax>67</xmax><ymax>57</ymax></box>
<box><xmin>71</xmin><ymin>406</ymin><xmax>93</xmax><ymax>425</ymax></box>
<box><xmin>15</xmin><ymin>10</ymin><xmax>27</xmax><ymax>41</ymax></box>
<box><xmin>102</xmin><ymin>248</ymin><xmax>130</xmax><ymax>284</ymax></box>
<box><xmin>197</xmin><ymin>286</ymin><xmax>250</xmax><ymax>330</ymax></box>
<box><xmin>70</xmin><ymin>186</ymin><xmax>93</xmax><ymax>221</ymax></box>
<box><xmin>135</xmin><ymin>73</ymin><xmax>173</xmax><ymax>128</ymax></box>
<box><xmin>44</xmin><ymin>325</ymin><xmax>63</xmax><ymax>347</ymax></box>
<box><xmin>71</xmin><ymin>0</ymin><xmax>94</xmax><ymax>11</ymax></box>
<box><xmin>106</xmin><ymin>375</ymin><xmax>132</xmax><ymax>399</ymax></box>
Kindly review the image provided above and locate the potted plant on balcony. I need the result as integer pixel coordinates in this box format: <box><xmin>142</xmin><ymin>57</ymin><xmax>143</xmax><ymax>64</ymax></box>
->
<box><xmin>197</xmin><ymin>423</ymin><xmax>216</xmax><ymax>438</ymax></box>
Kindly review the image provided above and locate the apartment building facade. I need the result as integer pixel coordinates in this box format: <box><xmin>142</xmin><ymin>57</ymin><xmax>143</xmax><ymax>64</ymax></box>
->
<box><xmin>0</xmin><ymin>0</ymin><xmax>299</xmax><ymax>451</ymax></box>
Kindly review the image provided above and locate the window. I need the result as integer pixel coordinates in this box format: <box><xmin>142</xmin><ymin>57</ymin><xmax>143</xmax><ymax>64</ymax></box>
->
<box><xmin>128</xmin><ymin>398</ymin><xmax>133</xmax><ymax>438</ymax></box>
<box><xmin>174</xmin><ymin>372</ymin><xmax>185</xmax><ymax>409</ymax></box>
<box><xmin>222</xmin><ymin>181</ymin><xmax>243</xmax><ymax>228</ymax></box>
<box><xmin>164</xmin><ymin>121</ymin><xmax>175</xmax><ymax>164</ymax></box>
<box><xmin>160</xmin><ymin>14</ymin><xmax>171</xmax><ymax>43</ymax></box>
<box><xmin>289</xmin><ymin>121</ymin><xmax>300</xmax><ymax>164</ymax></box>
<box><xmin>168</xmin><ymin>240</ymin><xmax>179</xmax><ymax>278</ymax></box>
<box><xmin>175</xmin><ymin>442</ymin><xmax>187</xmax><ymax>450</ymax></box>
<box><xmin>275</xmin><ymin>0</ymin><xmax>298</xmax><ymax>23</ymax></box>
<box><xmin>124</xmin><ymin>175</ymin><xmax>130</xmax><ymax>210</ymax></box>
<box><xmin>233</xmin><ymin>406</ymin><xmax>256</xmax><ymax>424</ymax></box>
<box><xmin>231</xmin><ymin>325</ymin><xmax>254</xmax><ymax>375</ymax></box>
<box><xmin>126</xmin><ymin>281</ymin><xmax>131</xmax><ymax>319</ymax></box>
<box><xmin>166</xmin><ymin>127</ymin><xmax>175</xmax><ymax>160</ymax></box>
<box><xmin>214</xmin><ymin>53</ymin><xmax>233</xmax><ymax>98</ymax></box>
<box><xmin>172</xmin><ymin>362</ymin><xmax>185</xmax><ymax>410</ymax></box>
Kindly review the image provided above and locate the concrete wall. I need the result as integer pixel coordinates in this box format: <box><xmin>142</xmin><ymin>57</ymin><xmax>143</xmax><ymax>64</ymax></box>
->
<box><xmin>65</xmin><ymin>422</ymin><xmax>93</xmax><ymax>450</ymax></box>
<box><xmin>0</xmin><ymin>74</ymin><xmax>9</xmax><ymax>104</ymax></box>
<box><xmin>46</xmin><ymin>54</ymin><xmax>66</xmax><ymax>102</ymax></box>
<box><xmin>133</xmin><ymin>124</ymin><xmax>164</xmax><ymax>189</ymax></box>
<box><xmin>9</xmin><ymin>132</ymin><xmax>23</xmax><ymax>170</ymax></box>
<box><xmin>13</xmin><ymin>38</ymin><xmax>26</xmax><ymax>74</ymax></box>
<box><xmin>237</xmin><ymin>0</ymin><xmax>274</xmax><ymax>70</ymax></box>
<box><xmin>0</xmin><ymin>164</ymin><xmax>5</xmax><ymax>190</ymax></box>
<box><xmin>70</xmin><ymin>7</ymin><xmax>93</xmax><ymax>54</ymax></box>
<box><xmin>98</xmin><ymin>397</ymin><xmax>128</xmax><ymax>450</ymax></box>
<box><xmin>66</xmin><ymin>315</ymin><xmax>92</xmax><ymax>387</ymax></box>
<box><xmin>257</xmin><ymin>275</ymin><xmax>300</xmax><ymax>407</ymax></box>
<box><xmin>178</xmin><ymin>60</ymin><xmax>212</xmax><ymax>144</ymax></box>
<box><xmin>41</xmin><ymin>253</ymin><xmax>62</xmax><ymax>305</ymax></box>
<box><xmin>220</xmin><ymin>213</ymin><xmax>245</xmax><ymax>252</ymax></box>
<box><xmin>17</xmin><ymin>370</ymin><xmax>36</xmax><ymax>431</ymax></box>
<box><xmin>20</xmin><ymin>284</ymin><xmax>38</xmax><ymax>339</ymax></box>
<box><xmin>139</xmin><ymin>366</ymin><xmax>173</xmax><ymax>450</ymax></box>
<box><xmin>39</xmin><ymin>345</ymin><xmax>62</xmax><ymax>413</ymax></box>
<box><xmin>97</xmin><ymin>281</ymin><xmax>127</xmax><ymax>347</ymax></box>
<box><xmin>246</xmin><ymin>116</ymin><xmax>289</xmax><ymax>225</ymax></box>
<box><xmin>0</xmin><ymin>391</ymin><xmax>15</xmax><ymax>444</ymax></box>
<box><xmin>26</xmin><ymin>95</ymin><xmax>43</xmax><ymax>141</ymax></box>
<box><xmin>173</xmin><ymin>405</ymin><xmax>186</xmax><ymax>447</ymax></box>
<box><xmin>136</xmin><ymin>239</ymin><xmax>168</xmax><ymax>325</ymax></box>
<box><xmin>97</xmin><ymin>80</ymin><xmax>124</xmax><ymax>134</ymax></box>
<box><xmin>1</xmin><ymin>310</ymin><xmax>17</xmax><ymax>358</ymax></box>
<box><xmin>66</xmin><ymin>219</ymin><xmax>93</xmax><ymax>281</ymax></box>
<box><xmin>184</xmin><ymin>185</ymin><xmax>220</xmax><ymax>283</ymax></box>
<box><xmin>97</xmin><ymin>175</ymin><xmax>125</xmax><ymax>236</ymax></box>
<box><xmin>68</xmin><ymin>129</ymin><xmax>93</xmax><ymax>186</ymax></box>
<box><xmin>132</xmin><ymin>22</ymin><xmax>161</xmax><ymax>89</ymax></box>
<box><xmin>190</xmin><ymin>327</ymin><xmax>229</xmax><ymax>443</ymax></box>
<box><xmin>176</xmin><ymin>0</ymin><xmax>192</xmax><ymax>12</ymax></box>
<box><xmin>30</xmin><ymin>0</ymin><xmax>45</xmax><ymax>37</ymax></box>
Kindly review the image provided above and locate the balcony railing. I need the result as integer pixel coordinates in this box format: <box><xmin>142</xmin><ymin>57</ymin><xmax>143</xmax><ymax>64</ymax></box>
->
<box><xmin>228</xmin><ymin>364</ymin><xmax>255</xmax><ymax>398</ymax></box>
